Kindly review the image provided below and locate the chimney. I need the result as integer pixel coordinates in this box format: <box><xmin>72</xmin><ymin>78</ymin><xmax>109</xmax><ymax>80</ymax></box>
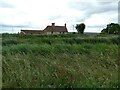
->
<box><xmin>52</xmin><ymin>23</ymin><xmax>55</xmax><ymax>27</ymax></box>
<box><xmin>65</xmin><ymin>23</ymin><xmax>66</xmax><ymax>27</ymax></box>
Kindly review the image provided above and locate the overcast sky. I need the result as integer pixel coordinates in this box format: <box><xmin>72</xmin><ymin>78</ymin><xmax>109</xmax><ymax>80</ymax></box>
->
<box><xmin>0</xmin><ymin>0</ymin><xmax>119</xmax><ymax>33</ymax></box>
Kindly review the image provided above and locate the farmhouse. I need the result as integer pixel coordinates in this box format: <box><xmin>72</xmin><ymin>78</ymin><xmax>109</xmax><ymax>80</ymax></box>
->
<box><xmin>44</xmin><ymin>23</ymin><xmax>68</xmax><ymax>34</ymax></box>
<box><xmin>20</xmin><ymin>23</ymin><xmax>68</xmax><ymax>35</ymax></box>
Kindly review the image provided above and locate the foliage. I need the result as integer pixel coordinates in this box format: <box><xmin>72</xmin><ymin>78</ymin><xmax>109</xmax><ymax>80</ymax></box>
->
<box><xmin>75</xmin><ymin>23</ymin><xmax>86</xmax><ymax>34</ymax></box>
<box><xmin>101</xmin><ymin>23</ymin><xmax>120</xmax><ymax>34</ymax></box>
<box><xmin>2</xmin><ymin>34</ymin><xmax>119</xmax><ymax>88</ymax></box>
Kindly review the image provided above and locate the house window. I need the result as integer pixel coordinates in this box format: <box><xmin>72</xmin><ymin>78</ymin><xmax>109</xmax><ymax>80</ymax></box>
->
<box><xmin>51</xmin><ymin>31</ymin><xmax>53</xmax><ymax>34</ymax></box>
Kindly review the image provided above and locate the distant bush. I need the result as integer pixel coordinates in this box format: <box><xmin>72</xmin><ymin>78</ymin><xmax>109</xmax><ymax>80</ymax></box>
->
<box><xmin>2</xmin><ymin>39</ymin><xmax>19</xmax><ymax>46</ymax></box>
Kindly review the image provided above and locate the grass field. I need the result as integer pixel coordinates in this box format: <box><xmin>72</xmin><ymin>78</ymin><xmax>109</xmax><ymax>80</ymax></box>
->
<box><xmin>2</xmin><ymin>33</ymin><xmax>119</xmax><ymax>88</ymax></box>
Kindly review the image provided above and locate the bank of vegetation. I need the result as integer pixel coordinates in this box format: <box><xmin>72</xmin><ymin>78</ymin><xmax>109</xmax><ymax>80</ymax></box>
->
<box><xmin>2</xmin><ymin>33</ymin><xmax>119</xmax><ymax>88</ymax></box>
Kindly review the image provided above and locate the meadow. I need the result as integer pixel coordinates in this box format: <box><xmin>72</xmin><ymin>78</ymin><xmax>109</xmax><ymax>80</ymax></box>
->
<box><xmin>2</xmin><ymin>33</ymin><xmax>119</xmax><ymax>88</ymax></box>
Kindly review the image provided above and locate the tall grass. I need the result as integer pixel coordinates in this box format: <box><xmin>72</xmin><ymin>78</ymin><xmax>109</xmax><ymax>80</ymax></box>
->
<box><xmin>2</xmin><ymin>34</ymin><xmax>119</xmax><ymax>88</ymax></box>
<box><xmin>2</xmin><ymin>33</ymin><xmax>119</xmax><ymax>46</ymax></box>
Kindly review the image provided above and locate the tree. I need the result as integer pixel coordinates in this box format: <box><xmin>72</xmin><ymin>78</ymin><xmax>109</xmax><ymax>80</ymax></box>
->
<box><xmin>101</xmin><ymin>23</ymin><xmax>120</xmax><ymax>34</ymax></box>
<box><xmin>75</xmin><ymin>23</ymin><xmax>86</xmax><ymax>34</ymax></box>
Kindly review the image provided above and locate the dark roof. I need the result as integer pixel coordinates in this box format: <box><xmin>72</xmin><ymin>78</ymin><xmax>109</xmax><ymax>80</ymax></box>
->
<box><xmin>21</xmin><ymin>30</ymin><xmax>44</xmax><ymax>34</ymax></box>
<box><xmin>44</xmin><ymin>26</ymin><xmax>68</xmax><ymax>32</ymax></box>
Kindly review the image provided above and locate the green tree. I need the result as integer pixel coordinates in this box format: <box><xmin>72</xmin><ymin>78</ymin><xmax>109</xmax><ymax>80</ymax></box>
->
<box><xmin>75</xmin><ymin>23</ymin><xmax>86</xmax><ymax>34</ymax></box>
<box><xmin>101</xmin><ymin>23</ymin><xmax>120</xmax><ymax>34</ymax></box>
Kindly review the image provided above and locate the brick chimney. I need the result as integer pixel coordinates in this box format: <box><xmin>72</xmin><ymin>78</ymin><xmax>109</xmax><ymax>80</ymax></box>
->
<box><xmin>52</xmin><ymin>23</ymin><xmax>55</xmax><ymax>27</ymax></box>
<box><xmin>65</xmin><ymin>23</ymin><xmax>66</xmax><ymax>27</ymax></box>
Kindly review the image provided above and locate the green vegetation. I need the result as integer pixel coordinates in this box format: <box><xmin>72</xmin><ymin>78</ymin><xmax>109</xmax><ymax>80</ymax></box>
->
<box><xmin>75</xmin><ymin>23</ymin><xmax>86</xmax><ymax>34</ymax></box>
<box><xmin>2</xmin><ymin>33</ymin><xmax>119</xmax><ymax>88</ymax></box>
<box><xmin>101</xmin><ymin>23</ymin><xmax>120</xmax><ymax>34</ymax></box>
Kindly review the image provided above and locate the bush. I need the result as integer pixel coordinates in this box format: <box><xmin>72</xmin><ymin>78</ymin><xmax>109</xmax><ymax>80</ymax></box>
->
<box><xmin>2</xmin><ymin>39</ymin><xmax>19</xmax><ymax>46</ymax></box>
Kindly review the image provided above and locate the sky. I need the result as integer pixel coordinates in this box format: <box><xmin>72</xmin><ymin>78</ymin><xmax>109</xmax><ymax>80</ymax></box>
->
<box><xmin>0</xmin><ymin>0</ymin><xmax>119</xmax><ymax>33</ymax></box>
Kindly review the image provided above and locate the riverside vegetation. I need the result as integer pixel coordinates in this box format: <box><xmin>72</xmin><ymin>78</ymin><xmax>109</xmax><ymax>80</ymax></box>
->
<box><xmin>2</xmin><ymin>33</ymin><xmax>119</xmax><ymax>88</ymax></box>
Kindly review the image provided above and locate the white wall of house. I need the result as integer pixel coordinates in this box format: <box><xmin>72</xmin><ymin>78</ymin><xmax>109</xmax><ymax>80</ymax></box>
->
<box><xmin>53</xmin><ymin>32</ymin><xmax>60</xmax><ymax>34</ymax></box>
<box><xmin>46</xmin><ymin>32</ymin><xmax>64</xmax><ymax>34</ymax></box>
<box><xmin>46</xmin><ymin>32</ymin><xmax>51</xmax><ymax>34</ymax></box>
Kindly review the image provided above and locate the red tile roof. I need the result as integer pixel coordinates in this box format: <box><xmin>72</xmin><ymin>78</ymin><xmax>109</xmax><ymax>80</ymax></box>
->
<box><xmin>44</xmin><ymin>26</ymin><xmax>68</xmax><ymax>32</ymax></box>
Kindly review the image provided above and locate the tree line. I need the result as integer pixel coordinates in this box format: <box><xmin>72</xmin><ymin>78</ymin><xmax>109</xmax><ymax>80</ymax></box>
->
<box><xmin>75</xmin><ymin>23</ymin><xmax>120</xmax><ymax>34</ymax></box>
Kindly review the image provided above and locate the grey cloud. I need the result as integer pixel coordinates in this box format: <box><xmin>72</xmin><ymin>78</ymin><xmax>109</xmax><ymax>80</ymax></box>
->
<box><xmin>87</xmin><ymin>25</ymin><xmax>105</xmax><ymax>28</ymax></box>
<box><xmin>69</xmin><ymin>1</ymin><xmax>117</xmax><ymax>22</ymax></box>
<box><xmin>0</xmin><ymin>1</ymin><xmax>15</xmax><ymax>8</ymax></box>
<box><xmin>73</xmin><ymin>16</ymin><xmax>87</xmax><ymax>23</ymax></box>
<box><xmin>69</xmin><ymin>2</ymin><xmax>93</xmax><ymax>12</ymax></box>
<box><xmin>70</xmin><ymin>1</ymin><xmax>117</xmax><ymax>13</ymax></box>
<box><xmin>90</xmin><ymin>3</ymin><xmax>117</xmax><ymax>14</ymax></box>
<box><xmin>48</xmin><ymin>15</ymin><xmax>62</xmax><ymax>20</ymax></box>
<box><xmin>75</xmin><ymin>19</ymin><xmax>85</xmax><ymax>23</ymax></box>
<box><xmin>0</xmin><ymin>24</ymin><xmax>31</xmax><ymax>28</ymax></box>
<box><xmin>97</xmin><ymin>2</ymin><xmax>113</xmax><ymax>5</ymax></box>
<box><xmin>118</xmin><ymin>1</ymin><xmax>120</xmax><ymax>23</ymax></box>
